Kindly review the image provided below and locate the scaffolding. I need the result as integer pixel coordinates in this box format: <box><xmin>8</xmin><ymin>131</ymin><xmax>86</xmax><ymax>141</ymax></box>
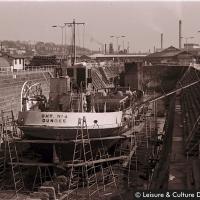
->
<box><xmin>0</xmin><ymin>100</ymin><xmax>162</xmax><ymax>199</ymax></box>
<box><xmin>32</xmin><ymin>165</ymin><xmax>53</xmax><ymax>191</ymax></box>
<box><xmin>66</xmin><ymin>116</ymin><xmax>119</xmax><ymax>200</ymax></box>
<box><xmin>0</xmin><ymin>110</ymin><xmax>24</xmax><ymax>198</ymax></box>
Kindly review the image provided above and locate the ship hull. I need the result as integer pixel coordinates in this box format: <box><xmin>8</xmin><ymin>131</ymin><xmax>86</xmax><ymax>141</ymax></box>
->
<box><xmin>19</xmin><ymin>125</ymin><xmax>123</xmax><ymax>161</ymax></box>
<box><xmin>18</xmin><ymin>110</ymin><xmax>124</xmax><ymax>140</ymax></box>
<box><xmin>17</xmin><ymin>110</ymin><xmax>127</xmax><ymax>161</ymax></box>
<box><xmin>27</xmin><ymin>137</ymin><xmax>119</xmax><ymax>162</ymax></box>
<box><xmin>19</xmin><ymin>126</ymin><xmax>122</xmax><ymax>140</ymax></box>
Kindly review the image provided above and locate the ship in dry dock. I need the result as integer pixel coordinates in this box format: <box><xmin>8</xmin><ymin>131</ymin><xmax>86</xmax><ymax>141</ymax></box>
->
<box><xmin>17</xmin><ymin>63</ymin><xmax>139</xmax><ymax>161</ymax></box>
<box><xmin>18</xmin><ymin>62</ymin><xmax>135</xmax><ymax>141</ymax></box>
<box><xmin>16</xmin><ymin>21</ymin><xmax>140</xmax><ymax>161</ymax></box>
<box><xmin>2</xmin><ymin>10</ymin><xmax>200</xmax><ymax>199</ymax></box>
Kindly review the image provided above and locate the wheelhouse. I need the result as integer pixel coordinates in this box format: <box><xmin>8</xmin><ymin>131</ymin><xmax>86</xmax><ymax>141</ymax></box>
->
<box><xmin>66</xmin><ymin>62</ymin><xmax>92</xmax><ymax>91</ymax></box>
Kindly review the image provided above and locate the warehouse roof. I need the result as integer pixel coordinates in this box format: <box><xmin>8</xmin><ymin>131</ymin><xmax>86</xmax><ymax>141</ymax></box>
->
<box><xmin>148</xmin><ymin>46</ymin><xmax>194</xmax><ymax>58</ymax></box>
<box><xmin>148</xmin><ymin>46</ymin><xmax>182</xmax><ymax>58</ymax></box>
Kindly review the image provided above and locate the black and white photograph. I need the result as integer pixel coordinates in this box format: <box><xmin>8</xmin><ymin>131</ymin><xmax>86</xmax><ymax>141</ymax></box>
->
<box><xmin>0</xmin><ymin>0</ymin><xmax>200</xmax><ymax>199</ymax></box>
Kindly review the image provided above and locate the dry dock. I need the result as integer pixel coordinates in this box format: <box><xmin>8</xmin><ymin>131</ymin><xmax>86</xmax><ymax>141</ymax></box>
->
<box><xmin>0</xmin><ymin>95</ymin><xmax>165</xmax><ymax>199</ymax></box>
<box><xmin>1</xmin><ymin>63</ymin><xmax>200</xmax><ymax>199</ymax></box>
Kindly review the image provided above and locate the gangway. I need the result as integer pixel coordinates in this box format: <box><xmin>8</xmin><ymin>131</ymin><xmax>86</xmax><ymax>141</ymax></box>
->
<box><xmin>136</xmin><ymin>79</ymin><xmax>200</xmax><ymax>107</ymax></box>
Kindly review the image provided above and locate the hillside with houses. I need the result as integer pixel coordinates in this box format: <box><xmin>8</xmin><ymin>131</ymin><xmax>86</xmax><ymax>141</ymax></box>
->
<box><xmin>0</xmin><ymin>40</ymin><xmax>92</xmax><ymax>57</ymax></box>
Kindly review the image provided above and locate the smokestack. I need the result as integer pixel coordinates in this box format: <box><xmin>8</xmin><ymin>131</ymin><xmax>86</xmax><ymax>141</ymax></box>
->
<box><xmin>161</xmin><ymin>33</ymin><xmax>163</xmax><ymax>49</ymax></box>
<box><xmin>179</xmin><ymin>20</ymin><xmax>182</xmax><ymax>49</ymax></box>
<box><xmin>104</xmin><ymin>44</ymin><xmax>107</xmax><ymax>54</ymax></box>
<box><xmin>109</xmin><ymin>43</ymin><xmax>114</xmax><ymax>54</ymax></box>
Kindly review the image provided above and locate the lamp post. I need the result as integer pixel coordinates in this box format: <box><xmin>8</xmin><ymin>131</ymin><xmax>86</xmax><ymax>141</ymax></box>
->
<box><xmin>127</xmin><ymin>41</ymin><xmax>130</xmax><ymax>53</ymax></box>
<box><xmin>52</xmin><ymin>24</ymin><xmax>66</xmax><ymax>60</ymax></box>
<box><xmin>121</xmin><ymin>35</ymin><xmax>126</xmax><ymax>53</ymax></box>
<box><xmin>110</xmin><ymin>35</ymin><xmax>116</xmax><ymax>53</ymax></box>
<box><xmin>110</xmin><ymin>35</ymin><xmax>126</xmax><ymax>54</ymax></box>
<box><xmin>52</xmin><ymin>25</ymin><xmax>66</xmax><ymax>46</ymax></box>
<box><xmin>181</xmin><ymin>36</ymin><xmax>194</xmax><ymax>51</ymax></box>
<box><xmin>185</xmin><ymin>36</ymin><xmax>194</xmax><ymax>45</ymax></box>
<box><xmin>181</xmin><ymin>36</ymin><xmax>194</xmax><ymax>66</ymax></box>
<box><xmin>109</xmin><ymin>36</ymin><xmax>114</xmax><ymax>54</ymax></box>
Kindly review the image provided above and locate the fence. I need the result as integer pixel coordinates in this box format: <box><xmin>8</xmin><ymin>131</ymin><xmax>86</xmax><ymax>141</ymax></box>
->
<box><xmin>0</xmin><ymin>65</ymin><xmax>55</xmax><ymax>77</ymax></box>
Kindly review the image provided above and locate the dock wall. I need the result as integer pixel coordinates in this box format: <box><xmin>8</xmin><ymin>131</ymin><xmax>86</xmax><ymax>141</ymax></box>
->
<box><xmin>0</xmin><ymin>70</ymin><xmax>51</xmax><ymax>118</ymax></box>
<box><xmin>123</xmin><ymin>63</ymin><xmax>187</xmax><ymax>93</ymax></box>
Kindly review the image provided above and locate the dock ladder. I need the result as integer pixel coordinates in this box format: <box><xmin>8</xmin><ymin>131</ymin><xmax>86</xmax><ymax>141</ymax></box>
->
<box><xmin>0</xmin><ymin>120</ymin><xmax>6</xmax><ymax>190</ymax></box>
<box><xmin>70</xmin><ymin>93</ymin><xmax>81</xmax><ymax>112</ymax></box>
<box><xmin>117</xmin><ymin>133</ymin><xmax>138</xmax><ymax>188</ymax></box>
<box><xmin>67</xmin><ymin>116</ymin><xmax>100</xmax><ymax>200</ymax></box>
<box><xmin>95</xmin><ymin>128</ymin><xmax>119</xmax><ymax>197</ymax></box>
<box><xmin>32</xmin><ymin>165</ymin><xmax>53</xmax><ymax>191</ymax></box>
<box><xmin>113</xmin><ymin>115</ymin><xmax>138</xmax><ymax>189</ymax></box>
<box><xmin>1</xmin><ymin>110</ymin><xmax>24</xmax><ymax>196</ymax></box>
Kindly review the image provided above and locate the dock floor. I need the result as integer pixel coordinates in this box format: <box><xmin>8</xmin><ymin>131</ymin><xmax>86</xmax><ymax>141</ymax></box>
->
<box><xmin>0</xmin><ymin>191</ymin><xmax>28</xmax><ymax>200</ymax></box>
<box><xmin>168</xmin><ymin>94</ymin><xmax>190</xmax><ymax>189</ymax></box>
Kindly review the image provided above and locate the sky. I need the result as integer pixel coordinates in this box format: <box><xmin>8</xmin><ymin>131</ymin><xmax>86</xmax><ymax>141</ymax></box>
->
<box><xmin>0</xmin><ymin>1</ymin><xmax>200</xmax><ymax>53</ymax></box>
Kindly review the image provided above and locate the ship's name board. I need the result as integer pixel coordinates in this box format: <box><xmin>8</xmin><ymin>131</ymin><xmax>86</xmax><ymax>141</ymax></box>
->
<box><xmin>41</xmin><ymin>114</ymin><xmax>67</xmax><ymax>123</ymax></box>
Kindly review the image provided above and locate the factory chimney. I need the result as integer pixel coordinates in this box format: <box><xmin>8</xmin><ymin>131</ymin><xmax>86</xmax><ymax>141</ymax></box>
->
<box><xmin>161</xmin><ymin>33</ymin><xmax>163</xmax><ymax>49</ymax></box>
<box><xmin>179</xmin><ymin>20</ymin><xmax>182</xmax><ymax>49</ymax></box>
<box><xmin>104</xmin><ymin>44</ymin><xmax>107</xmax><ymax>54</ymax></box>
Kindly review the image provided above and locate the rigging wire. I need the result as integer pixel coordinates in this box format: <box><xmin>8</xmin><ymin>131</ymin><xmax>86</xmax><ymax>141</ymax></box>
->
<box><xmin>77</xmin><ymin>25</ymin><xmax>80</xmax><ymax>52</ymax></box>
<box><xmin>64</xmin><ymin>26</ymin><xmax>67</xmax><ymax>56</ymax></box>
<box><xmin>69</xmin><ymin>25</ymin><xmax>73</xmax><ymax>58</ymax></box>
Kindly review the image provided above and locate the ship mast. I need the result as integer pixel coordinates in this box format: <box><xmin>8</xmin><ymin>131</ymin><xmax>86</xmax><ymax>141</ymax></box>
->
<box><xmin>65</xmin><ymin>19</ymin><xmax>85</xmax><ymax>66</ymax></box>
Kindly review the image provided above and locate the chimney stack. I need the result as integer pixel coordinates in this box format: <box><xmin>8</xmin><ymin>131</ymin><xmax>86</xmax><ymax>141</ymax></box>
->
<box><xmin>104</xmin><ymin>44</ymin><xmax>107</xmax><ymax>54</ymax></box>
<box><xmin>161</xmin><ymin>33</ymin><xmax>163</xmax><ymax>49</ymax></box>
<box><xmin>179</xmin><ymin>20</ymin><xmax>182</xmax><ymax>49</ymax></box>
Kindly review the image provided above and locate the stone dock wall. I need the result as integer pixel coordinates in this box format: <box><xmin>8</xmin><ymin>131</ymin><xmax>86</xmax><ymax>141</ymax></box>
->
<box><xmin>0</xmin><ymin>70</ymin><xmax>51</xmax><ymax>119</ymax></box>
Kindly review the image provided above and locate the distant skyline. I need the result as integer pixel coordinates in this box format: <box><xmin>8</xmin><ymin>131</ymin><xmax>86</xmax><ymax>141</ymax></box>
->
<box><xmin>0</xmin><ymin>1</ymin><xmax>200</xmax><ymax>53</ymax></box>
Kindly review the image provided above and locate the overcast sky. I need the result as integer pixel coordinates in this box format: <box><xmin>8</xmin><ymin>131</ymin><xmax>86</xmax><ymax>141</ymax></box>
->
<box><xmin>0</xmin><ymin>1</ymin><xmax>200</xmax><ymax>53</ymax></box>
